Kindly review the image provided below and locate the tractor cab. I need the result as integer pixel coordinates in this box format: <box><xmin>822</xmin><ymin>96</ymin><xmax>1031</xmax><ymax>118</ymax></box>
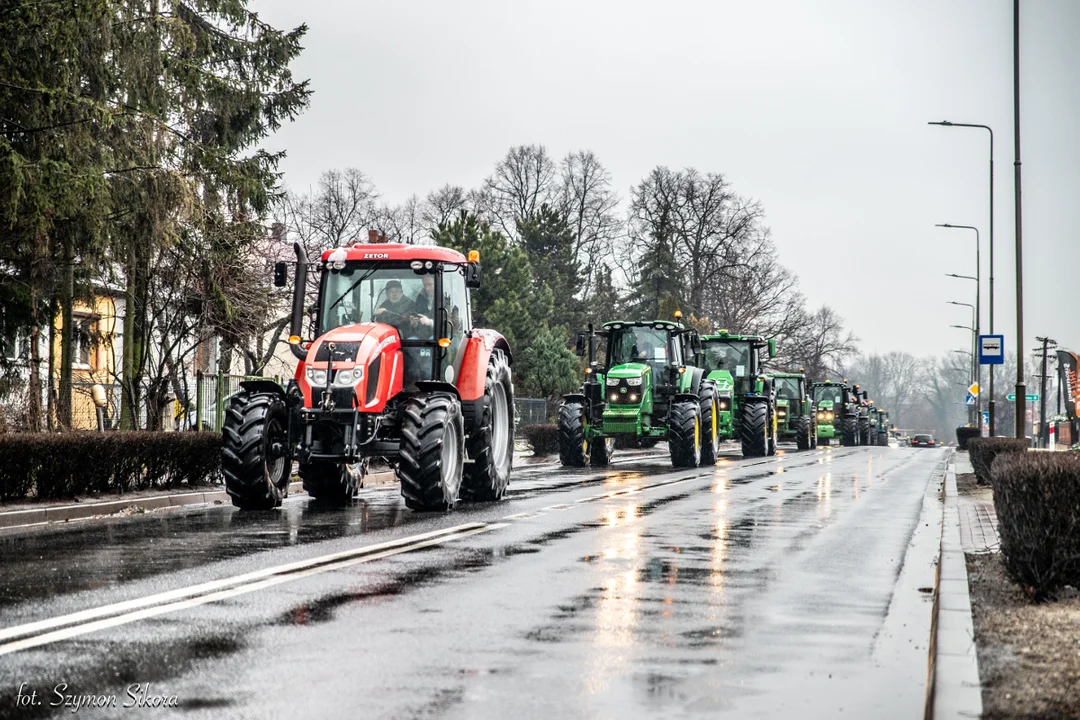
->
<box><xmin>700</xmin><ymin>331</ymin><xmax>776</xmax><ymax>397</ymax></box>
<box><xmin>699</xmin><ymin>331</ymin><xmax>780</xmax><ymax>457</ymax></box>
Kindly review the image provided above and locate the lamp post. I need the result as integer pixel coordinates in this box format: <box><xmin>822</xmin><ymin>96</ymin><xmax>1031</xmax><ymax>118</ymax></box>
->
<box><xmin>948</xmin><ymin>299</ymin><xmax>977</xmax><ymax>426</ymax></box>
<box><xmin>929</xmin><ymin>121</ymin><xmax>995</xmax><ymax>435</ymax></box>
<box><xmin>941</xmin><ymin>235</ymin><xmax>981</xmax><ymax>421</ymax></box>
<box><xmin>1012</xmin><ymin>0</ymin><xmax>1026</xmax><ymax>440</ymax></box>
<box><xmin>950</xmin><ymin>322</ymin><xmax>976</xmax><ymax>424</ymax></box>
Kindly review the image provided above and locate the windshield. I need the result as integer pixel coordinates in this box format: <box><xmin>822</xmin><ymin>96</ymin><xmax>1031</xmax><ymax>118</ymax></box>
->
<box><xmin>320</xmin><ymin>264</ymin><xmax>433</xmax><ymax>336</ymax></box>
<box><xmin>702</xmin><ymin>340</ymin><xmax>751</xmax><ymax>377</ymax></box>
<box><xmin>813</xmin><ymin>385</ymin><xmax>843</xmax><ymax>405</ymax></box>
<box><xmin>775</xmin><ymin>377</ymin><xmax>801</xmax><ymax>400</ymax></box>
<box><xmin>608</xmin><ymin>327</ymin><xmax>671</xmax><ymax>371</ymax></box>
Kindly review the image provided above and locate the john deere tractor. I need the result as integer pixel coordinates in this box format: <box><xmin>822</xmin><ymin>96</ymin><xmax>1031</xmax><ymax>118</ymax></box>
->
<box><xmin>558</xmin><ymin>316</ymin><xmax>719</xmax><ymax>468</ymax></box>
<box><xmin>872</xmin><ymin>407</ymin><xmax>890</xmax><ymax>446</ymax></box>
<box><xmin>772</xmin><ymin>371</ymin><xmax>818</xmax><ymax>451</ymax></box>
<box><xmin>810</xmin><ymin>380</ymin><xmax>863</xmax><ymax>446</ymax></box>
<box><xmin>699</xmin><ymin>331</ymin><xmax>779</xmax><ymax>458</ymax></box>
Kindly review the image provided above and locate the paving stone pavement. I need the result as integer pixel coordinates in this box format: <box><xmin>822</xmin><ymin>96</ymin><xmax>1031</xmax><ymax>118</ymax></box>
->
<box><xmin>954</xmin><ymin>452</ymin><xmax>1002</xmax><ymax>554</ymax></box>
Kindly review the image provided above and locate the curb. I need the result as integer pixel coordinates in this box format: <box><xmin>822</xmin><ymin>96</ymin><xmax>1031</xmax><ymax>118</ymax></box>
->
<box><xmin>928</xmin><ymin>457</ymin><xmax>983</xmax><ymax>719</ymax></box>
<box><xmin>0</xmin><ymin>471</ymin><xmax>399</xmax><ymax>532</ymax></box>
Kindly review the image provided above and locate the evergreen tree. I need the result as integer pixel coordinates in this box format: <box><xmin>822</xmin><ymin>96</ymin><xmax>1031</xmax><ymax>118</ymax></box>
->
<box><xmin>516</xmin><ymin>203</ymin><xmax>582</xmax><ymax>332</ymax></box>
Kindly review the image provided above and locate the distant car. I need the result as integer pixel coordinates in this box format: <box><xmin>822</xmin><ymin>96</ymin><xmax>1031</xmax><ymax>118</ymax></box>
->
<box><xmin>912</xmin><ymin>434</ymin><xmax>936</xmax><ymax>447</ymax></box>
<box><xmin>887</xmin><ymin>436</ymin><xmax>899</xmax><ymax>448</ymax></box>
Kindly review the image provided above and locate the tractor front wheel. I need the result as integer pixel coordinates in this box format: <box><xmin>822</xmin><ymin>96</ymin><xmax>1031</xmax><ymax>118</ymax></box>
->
<box><xmin>842</xmin><ymin>416</ymin><xmax>858</xmax><ymax>446</ymax></box>
<box><xmin>461</xmin><ymin>350</ymin><xmax>514</xmax><ymax>502</ymax></box>
<box><xmin>740</xmin><ymin>400</ymin><xmax>768</xmax><ymax>458</ymax></box>
<box><xmin>859</xmin><ymin>416</ymin><xmax>871</xmax><ymax>446</ymax></box>
<box><xmin>811</xmin><ymin>422</ymin><xmax>819</xmax><ymax>449</ymax></box>
<box><xmin>698</xmin><ymin>382</ymin><xmax>719</xmax><ymax>466</ymax></box>
<box><xmin>590</xmin><ymin>436</ymin><xmax>614</xmax><ymax>466</ymax></box>
<box><xmin>795</xmin><ymin>416</ymin><xmax>811</xmax><ymax>451</ymax></box>
<box><xmin>222</xmin><ymin>391</ymin><xmax>291</xmax><ymax>510</ymax></box>
<box><xmin>557</xmin><ymin>402</ymin><xmax>588</xmax><ymax>467</ymax></box>
<box><xmin>399</xmin><ymin>393</ymin><xmax>465</xmax><ymax>512</ymax></box>
<box><xmin>668</xmin><ymin>401</ymin><xmax>701</xmax><ymax>467</ymax></box>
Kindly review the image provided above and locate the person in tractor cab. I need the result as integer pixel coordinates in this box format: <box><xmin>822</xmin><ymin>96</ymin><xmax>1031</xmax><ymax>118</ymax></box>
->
<box><xmin>374</xmin><ymin>280</ymin><xmax>413</xmax><ymax>322</ymax></box>
<box><xmin>408</xmin><ymin>273</ymin><xmax>437</xmax><ymax>338</ymax></box>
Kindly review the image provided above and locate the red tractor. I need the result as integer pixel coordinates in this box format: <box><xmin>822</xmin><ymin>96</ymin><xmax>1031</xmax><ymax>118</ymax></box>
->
<box><xmin>221</xmin><ymin>242</ymin><xmax>515</xmax><ymax>512</ymax></box>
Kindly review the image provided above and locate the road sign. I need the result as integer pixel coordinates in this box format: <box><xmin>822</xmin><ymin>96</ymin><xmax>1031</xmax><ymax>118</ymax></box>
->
<box><xmin>1005</xmin><ymin>393</ymin><xmax>1039</xmax><ymax>402</ymax></box>
<box><xmin>965</xmin><ymin>394</ymin><xmax>976</xmax><ymax>407</ymax></box>
<box><xmin>968</xmin><ymin>382</ymin><xmax>980</xmax><ymax>397</ymax></box>
<box><xmin>979</xmin><ymin>335</ymin><xmax>1005</xmax><ymax>365</ymax></box>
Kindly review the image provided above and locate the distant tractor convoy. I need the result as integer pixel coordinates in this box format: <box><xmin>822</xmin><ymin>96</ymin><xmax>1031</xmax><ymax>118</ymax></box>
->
<box><xmin>222</xmin><ymin>238</ymin><xmax>903</xmax><ymax>513</ymax></box>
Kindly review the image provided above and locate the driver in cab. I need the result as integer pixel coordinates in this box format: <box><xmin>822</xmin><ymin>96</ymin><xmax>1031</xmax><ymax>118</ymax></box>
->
<box><xmin>374</xmin><ymin>280</ymin><xmax>413</xmax><ymax>323</ymax></box>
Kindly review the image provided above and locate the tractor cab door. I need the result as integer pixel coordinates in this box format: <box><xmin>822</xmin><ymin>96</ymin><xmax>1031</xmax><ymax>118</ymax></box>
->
<box><xmin>439</xmin><ymin>265</ymin><xmax>471</xmax><ymax>384</ymax></box>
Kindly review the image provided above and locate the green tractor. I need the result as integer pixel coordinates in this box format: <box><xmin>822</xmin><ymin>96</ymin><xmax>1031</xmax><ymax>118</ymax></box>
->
<box><xmin>557</xmin><ymin>316</ymin><xmax>720</xmax><ymax>468</ymax></box>
<box><xmin>810</xmin><ymin>380</ymin><xmax>864</xmax><ymax>446</ymax></box>
<box><xmin>772</xmin><ymin>371</ymin><xmax>818</xmax><ymax>451</ymax></box>
<box><xmin>871</xmin><ymin>407</ymin><xmax>890</xmax><ymax>446</ymax></box>
<box><xmin>699</xmin><ymin>330</ymin><xmax>779</xmax><ymax>458</ymax></box>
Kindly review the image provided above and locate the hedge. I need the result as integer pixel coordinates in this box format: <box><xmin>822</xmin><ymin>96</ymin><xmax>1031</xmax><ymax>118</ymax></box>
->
<box><xmin>968</xmin><ymin>436</ymin><xmax>1027</xmax><ymax>486</ymax></box>
<box><xmin>0</xmin><ymin>432</ymin><xmax>222</xmax><ymax>501</ymax></box>
<box><xmin>521</xmin><ymin>424</ymin><xmax>559</xmax><ymax>456</ymax></box>
<box><xmin>992</xmin><ymin>452</ymin><xmax>1080</xmax><ymax>600</ymax></box>
<box><xmin>955</xmin><ymin>426</ymin><xmax>981</xmax><ymax>450</ymax></box>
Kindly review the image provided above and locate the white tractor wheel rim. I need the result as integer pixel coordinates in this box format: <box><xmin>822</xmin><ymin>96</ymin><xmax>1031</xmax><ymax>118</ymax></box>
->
<box><xmin>491</xmin><ymin>382</ymin><xmax>510</xmax><ymax>468</ymax></box>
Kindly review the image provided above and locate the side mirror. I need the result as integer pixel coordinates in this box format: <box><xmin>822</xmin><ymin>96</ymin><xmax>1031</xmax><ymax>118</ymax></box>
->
<box><xmin>768</xmin><ymin>339</ymin><xmax>778</xmax><ymax>358</ymax></box>
<box><xmin>274</xmin><ymin>261</ymin><xmax>288</xmax><ymax>288</ymax></box>
<box><xmin>575</xmin><ymin>333</ymin><xmax>587</xmax><ymax>357</ymax></box>
<box><xmin>465</xmin><ymin>262</ymin><xmax>481</xmax><ymax>289</ymax></box>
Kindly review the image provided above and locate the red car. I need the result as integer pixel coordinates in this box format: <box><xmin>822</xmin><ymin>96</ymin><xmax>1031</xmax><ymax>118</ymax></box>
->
<box><xmin>912</xmin><ymin>434</ymin><xmax>936</xmax><ymax>447</ymax></box>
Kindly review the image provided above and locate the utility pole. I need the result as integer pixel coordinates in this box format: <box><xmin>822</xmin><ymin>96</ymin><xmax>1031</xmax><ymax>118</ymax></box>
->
<box><xmin>1035</xmin><ymin>336</ymin><xmax>1056</xmax><ymax>448</ymax></box>
<box><xmin>1013</xmin><ymin>0</ymin><xmax>1027</xmax><ymax>440</ymax></box>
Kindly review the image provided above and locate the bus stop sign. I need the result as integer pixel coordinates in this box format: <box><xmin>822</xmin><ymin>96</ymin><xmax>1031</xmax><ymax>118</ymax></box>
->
<box><xmin>979</xmin><ymin>335</ymin><xmax>1004</xmax><ymax>365</ymax></box>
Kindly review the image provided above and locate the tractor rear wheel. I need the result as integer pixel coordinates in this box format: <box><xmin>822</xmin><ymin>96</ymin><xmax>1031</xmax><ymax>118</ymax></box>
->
<box><xmin>842</xmin><ymin>416</ymin><xmax>858</xmax><ymax>446</ymax></box>
<box><xmin>557</xmin><ymin>401</ymin><xmax>588</xmax><ymax>467</ymax></box>
<box><xmin>740</xmin><ymin>400</ymin><xmax>768</xmax><ymax>458</ymax></box>
<box><xmin>795</xmin><ymin>416</ymin><xmax>811</xmax><ymax>451</ymax></box>
<box><xmin>668</xmin><ymin>400</ymin><xmax>701</xmax><ymax>467</ymax></box>
<box><xmin>590</xmin><ymin>436</ymin><xmax>614</xmax><ymax>466</ymax></box>
<box><xmin>222</xmin><ymin>391</ymin><xmax>291</xmax><ymax>510</ymax></box>
<box><xmin>461</xmin><ymin>350</ymin><xmax>514</xmax><ymax>502</ymax></box>
<box><xmin>399</xmin><ymin>393</ymin><xmax>465</xmax><ymax>511</ymax></box>
<box><xmin>698</xmin><ymin>382</ymin><xmax>719</xmax><ymax>466</ymax></box>
<box><xmin>811</xmin><ymin>421</ymin><xmax>819</xmax><ymax>449</ymax></box>
<box><xmin>858</xmin><ymin>416</ymin><xmax>871</xmax><ymax>446</ymax></box>
<box><xmin>301</xmin><ymin>461</ymin><xmax>361</xmax><ymax>505</ymax></box>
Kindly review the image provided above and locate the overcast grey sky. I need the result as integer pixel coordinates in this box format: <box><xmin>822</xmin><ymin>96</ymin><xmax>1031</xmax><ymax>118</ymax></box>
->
<box><xmin>255</xmin><ymin>0</ymin><xmax>1079</xmax><ymax>363</ymax></box>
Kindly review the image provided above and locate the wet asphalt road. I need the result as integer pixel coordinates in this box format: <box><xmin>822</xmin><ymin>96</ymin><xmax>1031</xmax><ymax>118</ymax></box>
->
<box><xmin>0</xmin><ymin>444</ymin><xmax>948</xmax><ymax>719</ymax></box>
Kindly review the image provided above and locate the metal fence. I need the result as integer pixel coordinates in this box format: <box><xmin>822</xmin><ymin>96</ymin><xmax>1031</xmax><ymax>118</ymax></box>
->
<box><xmin>192</xmin><ymin>373</ymin><xmax>280</xmax><ymax>431</ymax></box>
<box><xmin>514</xmin><ymin>398</ymin><xmax>550</xmax><ymax>426</ymax></box>
<box><xmin>71</xmin><ymin>381</ymin><xmax>123</xmax><ymax>431</ymax></box>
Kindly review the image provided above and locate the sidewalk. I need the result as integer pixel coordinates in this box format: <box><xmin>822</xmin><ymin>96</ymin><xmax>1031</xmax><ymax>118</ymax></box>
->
<box><xmin>954</xmin><ymin>453</ymin><xmax>1002</xmax><ymax>554</ymax></box>
<box><xmin>930</xmin><ymin>453</ymin><xmax>984</xmax><ymax>719</ymax></box>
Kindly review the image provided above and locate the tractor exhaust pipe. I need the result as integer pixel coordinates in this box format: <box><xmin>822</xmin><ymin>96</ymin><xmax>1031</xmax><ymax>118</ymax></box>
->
<box><xmin>289</xmin><ymin>242</ymin><xmax>308</xmax><ymax>360</ymax></box>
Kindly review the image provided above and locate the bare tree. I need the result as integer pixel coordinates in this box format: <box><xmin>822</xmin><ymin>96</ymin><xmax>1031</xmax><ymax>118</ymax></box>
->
<box><xmin>423</xmin><ymin>184</ymin><xmax>470</xmax><ymax>233</ymax></box>
<box><xmin>480</xmin><ymin>144</ymin><xmax>558</xmax><ymax>241</ymax></box>
<box><xmin>557</xmin><ymin>150</ymin><xmax>620</xmax><ymax>296</ymax></box>
<box><xmin>374</xmin><ymin>195</ymin><xmax>426</xmax><ymax>244</ymax></box>
<box><xmin>784</xmin><ymin>305</ymin><xmax>859</xmax><ymax>381</ymax></box>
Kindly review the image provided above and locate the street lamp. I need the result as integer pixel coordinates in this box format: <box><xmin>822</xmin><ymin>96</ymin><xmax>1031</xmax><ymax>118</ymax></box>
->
<box><xmin>937</xmin><ymin>224</ymin><xmax>981</xmax><ymax>422</ymax></box>
<box><xmin>929</xmin><ymin>121</ymin><xmax>996</xmax><ymax>435</ymax></box>
<box><xmin>948</xmin><ymin>301</ymin><xmax>978</xmax><ymax>424</ymax></box>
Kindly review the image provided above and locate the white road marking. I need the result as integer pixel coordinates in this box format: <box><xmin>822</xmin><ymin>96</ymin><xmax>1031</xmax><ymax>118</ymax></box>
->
<box><xmin>0</xmin><ymin>523</ymin><xmax>500</xmax><ymax>654</ymax></box>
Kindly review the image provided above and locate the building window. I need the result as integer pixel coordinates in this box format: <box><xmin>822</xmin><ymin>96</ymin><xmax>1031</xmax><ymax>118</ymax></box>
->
<box><xmin>2</xmin><ymin>327</ymin><xmax>28</xmax><ymax>362</ymax></box>
<box><xmin>73</xmin><ymin>319</ymin><xmax>96</xmax><ymax>370</ymax></box>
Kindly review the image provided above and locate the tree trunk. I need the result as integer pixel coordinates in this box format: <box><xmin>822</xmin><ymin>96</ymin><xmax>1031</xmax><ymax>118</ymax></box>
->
<box><xmin>58</xmin><ymin>241</ymin><xmax>74</xmax><ymax>429</ymax></box>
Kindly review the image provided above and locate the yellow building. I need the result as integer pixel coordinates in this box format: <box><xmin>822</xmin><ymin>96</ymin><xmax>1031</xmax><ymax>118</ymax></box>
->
<box><xmin>52</xmin><ymin>291</ymin><xmax>125</xmax><ymax>430</ymax></box>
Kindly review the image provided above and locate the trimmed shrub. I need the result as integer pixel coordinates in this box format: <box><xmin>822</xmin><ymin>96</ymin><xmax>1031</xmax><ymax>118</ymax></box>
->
<box><xmin>968</xmin><ymin>437</ymin><xmax>1027</xmax><ymax>485</ymax></box>
<box><xmin>955</xmin><ymin>426</ymin><xmax>981</xmax><ymax>450</ymax></box>
<box><xmin>992</xmin><ymin>452</ymin><xmax>1080</xmax><ymax>599</ymax></box>
<box><xmin>0</xmin><ymin>431</ymin><xmax>222</xmax><ymax>501</ymax></box>
<box><xmin>521</xmin><ymin>424</ymin><xmax>559</xmax><ymax>456</ymax></box>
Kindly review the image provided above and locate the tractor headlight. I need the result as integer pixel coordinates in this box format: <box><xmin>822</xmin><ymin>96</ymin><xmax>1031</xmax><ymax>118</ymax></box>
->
<box><xmin>626</xmin><ymin>376</ymin><xmax>643</xmax><ymax>386</ymax></box>
<box><xmin>827</xmin><ymin>412</ymin><xmax>834</xmax><ymax>420</ymax></box>
<box><xmin>777</xmin><ymin>408</ymin><xmax>787</xmax><ymax>417</ymax></box>
<box><xmin>610</xmin><ymin>393</ymin><xmax>619</xmax><ymax>402</ymax></box>
<box><xmin>333</xmin><ymin>367</ymin><xmax>364</xmax><ymax>386</ymax></box>
<box><xmin>719</xmin><ymin>400</ymin><xmax>729</xmax><ymax>410</ymax></box>
<box><xmin>628</xmin><ymin>393</ymin><xmax>638</xmax><ymax>402</ymax></box>
<box><xmin>306</xmin><ymin>367</ymin><xmax>328</xmax><ymax>386</ymax></box>
<box><xmin>606</xmin><ymin>377</ymin><xmax>620</xmax><ymax>386</ymax></box>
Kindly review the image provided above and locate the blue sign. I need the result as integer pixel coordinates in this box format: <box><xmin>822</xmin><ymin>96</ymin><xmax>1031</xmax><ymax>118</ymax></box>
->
<box><xmin>979</xmin><ymin>335</ymin><xmax>1005</xmax><ymax>365</ymax></box>
<box><xmin>982</xmin><ymin>411</ymin><xmax>989</xmax><ymax>424</ymax></box>
<box><xmin>965</xmin><ymin>394</ymin><xmax>976</xmax><ymax>407</ymax></box>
